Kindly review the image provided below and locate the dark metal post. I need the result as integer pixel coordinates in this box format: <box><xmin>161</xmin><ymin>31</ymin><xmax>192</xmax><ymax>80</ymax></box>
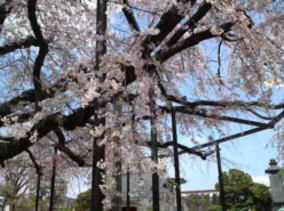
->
<box><xmin>215</xmin><ymin>143</ymin><xmax>226</xmax><ymax>211</ymax></box>
<box><xmin>25</xmin><ymin>149</ymin><xmax>42</xmax><ymax>211</ymax></box>
<box><xmin>149</xmin><ymin>90</ymin><xmax>160</xmax><ymax>211</ymax></box>
<box><xmin>49</xmin><ymin>147</ymin><xmax>57</xmax><ymax>211</ymax></box>
<box><xmin>171</xmin><ymin>109</ymin><xmax>182</xmax><ymax>211</ymax></box>
<box><xmin>126</xmin><ymin>169</ymin><xmax>130</xmax><ymax>211</ymax></box>
<box><xmin>35</xmin><ymin>171</ymin><xmax>41</xmax><ymax>211</ymax></box>
<box><xmin>91</xmin><ymin>141</ymin><xmax>105</xmax><ymax>211</ymax></box>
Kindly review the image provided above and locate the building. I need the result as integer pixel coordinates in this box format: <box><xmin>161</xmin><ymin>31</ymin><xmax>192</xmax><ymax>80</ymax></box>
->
<box><xmin>182</xmin><ymin>189</ymin><xmax>219</xmax><ymax>197</ymax></box>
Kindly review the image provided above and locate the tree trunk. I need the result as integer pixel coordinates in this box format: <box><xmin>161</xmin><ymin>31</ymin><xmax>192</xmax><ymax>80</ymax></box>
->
<box><xmin>91</xmin><ymin>0</ymin><xmax>107</xmax><ymax>210</ymax></box>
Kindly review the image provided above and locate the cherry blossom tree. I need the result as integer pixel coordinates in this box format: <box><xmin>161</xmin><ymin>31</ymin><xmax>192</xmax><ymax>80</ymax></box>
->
<box><xmin>0</xmin><ymin>0</ymin><xmax>283</xmax><ymax>210</ymax></box>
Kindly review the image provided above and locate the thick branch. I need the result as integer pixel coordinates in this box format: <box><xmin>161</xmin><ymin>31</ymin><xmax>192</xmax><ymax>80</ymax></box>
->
<box><xmin>0</xmin><ymin>36</ymin><xmax>39</xmax><ymax>55</ymax></box>
<box><xmin>157</xmin><ymin>22</ymin><xmax>234</xmax><ymax>61</ymax></box>
<box><xmin>28</xmin><ymin>0</ymin><xmax>49</xmax><ymax>97</ymax></box>
<box><xmin>0</xmin><ymin>0</ymin><xmax>12</xmax><ymax>32</ymax></box>
<box><xmin>141</xmin><ymin>0</ymin><xmax>195</xmax><ymax>58</ymax></box>
<box><xmin>55</xmin><ymin>143</ymin><xmax>86</xmax><ymax>167</ymax></box>
<box><xmin>122</xmin><ymin>0</ymin><xmax>140</xmax><ymax>32</ymax></box>
<box><xmin>165</xmin><ymin>2</ymin><xmax>212</xmax><ymax>47</ymax></box>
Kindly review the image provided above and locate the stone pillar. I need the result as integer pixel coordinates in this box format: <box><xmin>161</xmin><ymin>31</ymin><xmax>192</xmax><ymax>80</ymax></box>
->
<box><xmin>265</xmin><ymin>159</ymin><xmax>284</xmax><ymax>211</ymax></box>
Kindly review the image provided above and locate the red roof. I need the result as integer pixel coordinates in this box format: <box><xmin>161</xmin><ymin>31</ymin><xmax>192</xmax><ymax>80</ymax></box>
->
<box><xmin>182</xmin><ymin>189</ymin><xmax>218</xmax><ymax>194</ymax></box>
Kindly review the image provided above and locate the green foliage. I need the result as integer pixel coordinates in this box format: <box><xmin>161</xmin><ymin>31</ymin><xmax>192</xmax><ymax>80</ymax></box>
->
<box><xmin>62</xmin><ymin>208</ymin><xmax>73</xmax><ymax>211</ymax></box>
<box><xmin>9</xmin><ymin>196</ymin><xmax>48</xmax><ymax>211</ymax></box>
<box><xmin>145</xmin><ymin>207</ymin><xmax>152</xmax><ymax>211</ymax></box>
<box><xmin>73</xmin><ymin>189</ymin><xmax>91</xmax><ymax>211</ymax></box>
<box><xmin>186</xmin><ymin>194</ymin><xmax>214</xmax><ymax>211</ymax></box>
<box><xmin>215</xmin><ymin>169</ymin><xmax>271</xmax><ymax>211</ymax></box>
<box><xmin>208</xmin><ymin>204</ymin><xmax>222</xmax><ymax>211</ymax></box>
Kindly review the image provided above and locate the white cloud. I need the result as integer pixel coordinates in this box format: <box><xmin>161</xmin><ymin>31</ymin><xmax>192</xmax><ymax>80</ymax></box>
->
<box><xmin>252</xmin><ymin>175</ymin><xmax>270</xmax><ymax>186</ymax></box>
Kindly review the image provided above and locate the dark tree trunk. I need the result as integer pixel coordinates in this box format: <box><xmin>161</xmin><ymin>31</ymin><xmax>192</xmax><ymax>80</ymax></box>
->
<box><xmin>90</xmin><ymin>0</ymin><xmax>107</xmax><ymax>210</ymax></box>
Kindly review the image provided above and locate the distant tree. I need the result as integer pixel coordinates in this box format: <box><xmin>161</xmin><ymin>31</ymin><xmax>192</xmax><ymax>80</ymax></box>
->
<box><xmin>215</xmin><ymin>169</ymin><xmax>271</xmax><ymax>211</ymax></box>
<box><xmin>14</xmin><ymin>196</ymin><xmax>49</xmax><ymax>211</ymax></box>
<box><xmin>73</xmin><ymin>189</ymin><xmax>91</xmax><ymax>211</ymax></box>
<box><xmin>0</xmin><ymin>159</ymin><xmax>29</xmax><ymax>211</ymax></box>
<box><xmin>186</xmin><ymin>194</ymin><xmax>212</xmax><ymax>211</ymax></box>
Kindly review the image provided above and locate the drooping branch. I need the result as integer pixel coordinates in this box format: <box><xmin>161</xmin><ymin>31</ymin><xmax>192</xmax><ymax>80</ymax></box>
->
<box><xmin>25</xmin><ymin>149</ymin><xmax>41</xmax><ymax>175</ymax></box>
<box><xmin>55</xmin><ymin>144</ymin><xmax>86</xmax><ymax>167</ymax></box>
<box><xmin>54</xmin><ymin>128</ymin><xmax>87</xmax><ymax>166</ymax></box>
<box><xmin>217</xmin><ymin>39</ymin><xmax>223</xmax><ymax>83</ymax></box>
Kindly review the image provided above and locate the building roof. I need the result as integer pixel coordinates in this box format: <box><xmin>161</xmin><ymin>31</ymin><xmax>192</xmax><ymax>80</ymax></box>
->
<box><xmin>181</xmin><ymin>189</ymin><xmax>218</xmax><ymax>194</ymax></box>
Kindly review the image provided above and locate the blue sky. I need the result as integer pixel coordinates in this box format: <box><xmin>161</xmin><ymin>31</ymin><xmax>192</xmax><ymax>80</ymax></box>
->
<box><xmin>178</xmin><ymin>128</ymin><xmax>277</xmax><ymax>191</ymax></box>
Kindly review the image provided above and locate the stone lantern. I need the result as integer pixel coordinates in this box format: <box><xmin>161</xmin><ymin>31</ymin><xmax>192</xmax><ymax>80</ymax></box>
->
<box><xmin>265</xmin><ymin>159</ymin><xmax>284</xmax><ymax>210</ymax></box>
